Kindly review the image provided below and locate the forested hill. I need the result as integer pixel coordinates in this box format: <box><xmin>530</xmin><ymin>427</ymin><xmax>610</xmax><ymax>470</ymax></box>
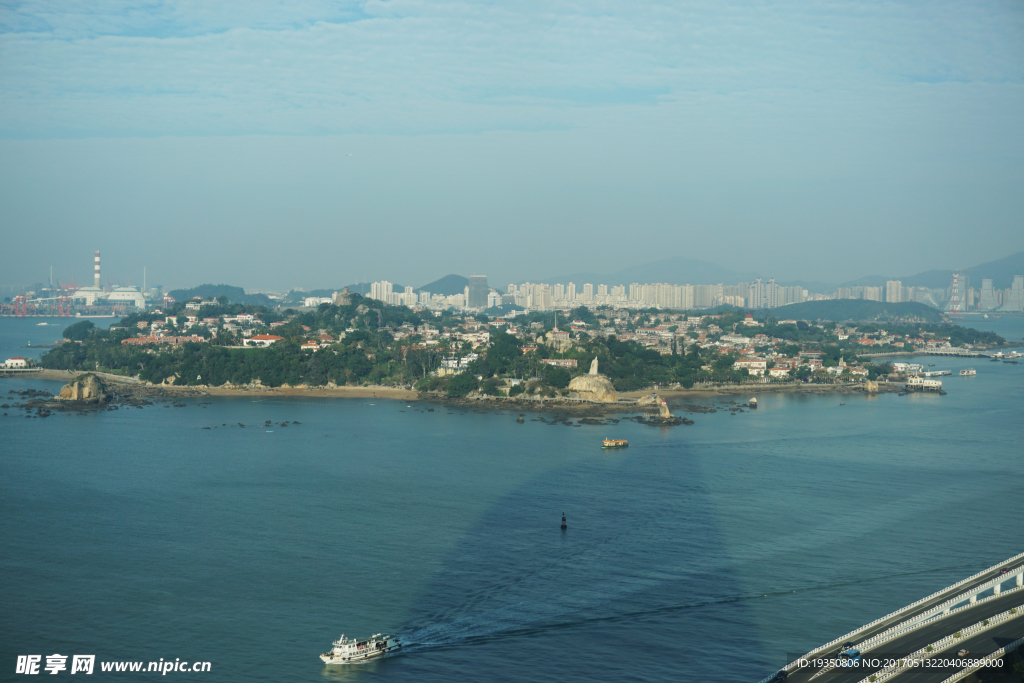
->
<box><xmin>168</xmin><ymin>284</ymin><xmax>274</xmax><ymax>306</ymax></box>
<box><xmin>771</xmin><ymin>300</ymin><xmax>944</xmax><ymax>323</ymax></box>
<box><xmin>417</xmin><ymin>274</ymin><xmax>468</xmax><ymax>295</ymax></box>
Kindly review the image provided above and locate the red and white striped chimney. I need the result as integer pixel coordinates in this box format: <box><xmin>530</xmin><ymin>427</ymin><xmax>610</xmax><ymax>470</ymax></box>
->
<box><xmin>94</xmin><ymin>251</ymin><xmax>101</xmax><ymax>288</ymax></box>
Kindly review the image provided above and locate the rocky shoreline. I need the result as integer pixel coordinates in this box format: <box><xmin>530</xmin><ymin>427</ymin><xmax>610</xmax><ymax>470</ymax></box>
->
<box><xmin>2</xmin><ymin>371</ymin><xmax>905</xmax><ymax>425</ymax></box>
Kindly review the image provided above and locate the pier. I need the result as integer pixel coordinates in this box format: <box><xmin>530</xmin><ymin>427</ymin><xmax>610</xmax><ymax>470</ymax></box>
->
<box><xmin>924</xmin><ymin>347</ymin><xmax>986</xmax><ymax>358</ymax></box>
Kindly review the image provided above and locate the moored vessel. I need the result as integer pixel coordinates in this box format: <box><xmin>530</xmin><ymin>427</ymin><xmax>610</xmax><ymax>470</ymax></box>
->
<box><xmin>959</xmin><ymin>368</ymin><xmax>976</xmax><ymax>376</ymax></box>
<box><xmin>320</xmin><ymin>633</ymin><xmax>400</xmax><ymax>665</ymax></box>
<box><xmin>602</xmin><ymin>439</ymin><xmax>628</xmax><ymax>449</ymax></box>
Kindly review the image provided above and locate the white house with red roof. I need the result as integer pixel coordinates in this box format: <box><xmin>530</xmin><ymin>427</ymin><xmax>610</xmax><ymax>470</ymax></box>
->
<box><xmin>244</xmin><ymin>334</ymin><xmax>284</xmax><ymax>348</ymax></box>
<box><xmin>4</xmin><ymin>356</ymin><xmax>29</xmax><ymax>368</ymax></box>
<box><xmin>734</xmin><ymin>358</ymin><xmax>767</xmax><ymax>376</ymax></box>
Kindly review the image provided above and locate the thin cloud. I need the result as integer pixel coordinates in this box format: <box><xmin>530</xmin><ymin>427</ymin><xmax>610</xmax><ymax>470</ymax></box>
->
<box><xmin>1</xmin><ymin>1</ymin><xmax>1021</xmax><ymax>138</ymax></box>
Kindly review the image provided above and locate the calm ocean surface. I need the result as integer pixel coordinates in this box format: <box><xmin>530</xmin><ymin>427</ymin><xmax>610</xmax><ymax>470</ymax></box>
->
<box><xmin>2</xmin><ymin>316</ymin><xmax>1022</xmax><ymax>682</ymax></box>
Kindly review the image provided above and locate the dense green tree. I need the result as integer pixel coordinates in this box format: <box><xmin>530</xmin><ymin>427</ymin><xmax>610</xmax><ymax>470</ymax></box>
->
<box><xmin>446</xmin><ymin>372</ymin><xmax>479</xmax><ymax>397</ymax></box>
<box><xmin>62</xmin><ymin>320</ymin><xmax>96</xmax><ymax>341</ymax></box>
<box><xmin>544</xmin><ymin>365</ymin><xmax>571</xmax><ymax>389</ymax></box>
<box><xmin>479</xmin><ymin>377</ymin><xmax>502</xmax><ymax>396</ymax></box>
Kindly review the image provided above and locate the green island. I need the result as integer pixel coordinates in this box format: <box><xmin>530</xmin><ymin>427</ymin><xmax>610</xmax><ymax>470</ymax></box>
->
<box><xmin>38</xmin><ymin>293</ymin><xmax>1008</xmax><ymax>399</ymax></box>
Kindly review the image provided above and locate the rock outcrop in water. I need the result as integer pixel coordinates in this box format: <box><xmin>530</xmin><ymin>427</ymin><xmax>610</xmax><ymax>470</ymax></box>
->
<box><xmin>659</xmin><ymin>400</ymin><xmax>672</xmax><ymax>419</ymax></box>
<box><xmin>58</xmin><ymin>374</ymin><xmax>109</xmax><ymax>403</ymax></box>
<box><xmin>567</xmin><ymin>358</ymin><xmax>617</xmax><ymax>403</ymax></box>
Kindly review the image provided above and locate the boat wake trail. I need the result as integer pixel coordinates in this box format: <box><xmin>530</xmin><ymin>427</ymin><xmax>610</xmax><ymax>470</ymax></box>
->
<box><xmin>398</xmin><ymin>593</ymin><xmax>591</xmax><ymax>651</ymax></box>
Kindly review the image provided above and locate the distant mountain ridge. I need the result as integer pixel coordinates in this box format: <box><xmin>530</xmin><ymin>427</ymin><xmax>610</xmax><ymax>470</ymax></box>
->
<box><xmin>842</xmin><ymin>252</ymin><xmax>1024</xmax><ymax>290</ymax></box>
<box><xmin>168</xmin><ymin>284</ymin><xmax>273</xmax><ymax>307</ymax></box>
<box><xmin>540</xmin><ymin>257</ymin><xmax>760</xmax><ymax>288</ymax></box>
<box><xmin>416</xmin><ymin>274</ymin><xmax>469</xmax><ymax>296</ymax></box>
<box><xmin>296</xmin><ymin>251</ymin><xmax>1022</xmax><ymax>303</ymax></box>
<box><xmin>539</xmin><ymin>257</ymin><xmax>835</xmax><ymax>292</ymax></box>
<box><xmin>771</xmin><ymin>300</ymin><xmax>944</xmax><ymax>323</ymax></box>
<box><xmin>537</xmin><ymin>252</ymin><xmax>1023</xmax><ymax>294</ymax></box>
<box><xmin>341</xmin><ymin>282</ymin><xmax>404</xmax><ymax>297</ymax></box>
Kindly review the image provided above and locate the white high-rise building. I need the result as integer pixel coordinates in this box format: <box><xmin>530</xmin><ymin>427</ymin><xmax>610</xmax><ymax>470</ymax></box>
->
<box><xmin>370</xmin><ymin>281</ymin><xmax>393</xmax><ymax>302</ymax></box>
<box><xmin>978</xmin><ymin>279</ymin><xmax>998</xmax><ymax>310</ymax></box>
<box><xmin>886</xmin><ymin>280</ymin><xmax>903</xmax><ymax>303</ymax></box>
<box><xmin>998</xmin><ymin>275</ymin><xmax>1024</xmax><ymax>312</ymax></box>
<box><xmin>748</xmin><ymin>279</ymin><xmax>765</xmax><ymax>309</ymax></box>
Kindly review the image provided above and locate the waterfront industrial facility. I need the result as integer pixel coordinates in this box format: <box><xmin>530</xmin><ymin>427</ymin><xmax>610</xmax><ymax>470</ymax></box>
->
<box><xmin>1</xmin><ymin>251</ymin><xmax>154</xmax><ymax>318</ymax></box>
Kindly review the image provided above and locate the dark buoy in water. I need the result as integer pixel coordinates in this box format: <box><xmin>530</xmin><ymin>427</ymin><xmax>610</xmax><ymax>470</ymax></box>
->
<box><xmin>560</xmin><ymin>512</ymin><xmax>567</xmax><ymax>530</ymax></box>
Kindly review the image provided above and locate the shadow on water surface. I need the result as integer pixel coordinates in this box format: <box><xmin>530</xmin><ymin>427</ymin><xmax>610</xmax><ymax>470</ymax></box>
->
<box><xmin>382</xmin><ymin>441</ymin><xmax>771</xmax><ymax>683</ymax></box>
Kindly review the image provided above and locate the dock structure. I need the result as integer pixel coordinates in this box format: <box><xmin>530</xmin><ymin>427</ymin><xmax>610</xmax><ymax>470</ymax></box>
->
<box><xmin>924</xmin><ymin>347</ymin><xmax>985</xmax><ymax>357</ymax></box>
<box><xmin>906</xmin><ymin>377</ymin><xmax>942</xmax><ymax>391</ymax></box>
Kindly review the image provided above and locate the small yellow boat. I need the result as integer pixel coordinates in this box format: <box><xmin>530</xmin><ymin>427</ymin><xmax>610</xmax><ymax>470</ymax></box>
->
<box><xmin>602</xmin><ymin>439</ymin><xmax>628</xmax><ymax>449</ymax></box>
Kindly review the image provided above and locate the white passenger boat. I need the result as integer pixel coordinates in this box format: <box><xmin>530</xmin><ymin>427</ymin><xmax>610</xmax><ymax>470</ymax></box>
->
<box><xmin>320</xmin><ymin>633</ymin><xmax>400</xmax><ymax>664</ymax></box>
<box><xmin>959</xmin><ymin>368</ymin><xmax>976</xmax><ymax>376</ymax></box>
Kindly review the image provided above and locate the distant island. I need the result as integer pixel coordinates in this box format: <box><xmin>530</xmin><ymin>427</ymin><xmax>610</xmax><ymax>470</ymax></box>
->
<box><xmin>34</xmin><ymin>294</ymin><xmax>1008</xmax><ymax>401</ymax></box>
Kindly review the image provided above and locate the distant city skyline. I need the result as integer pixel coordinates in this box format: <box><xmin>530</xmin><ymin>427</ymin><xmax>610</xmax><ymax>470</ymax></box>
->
<box><xmin>355</xmin><ymin>272</ymin><xmax>1024</xmax><ymax>314</ymax></box>
<box><xmin>3</xmin><ymin>247</ymin><xmax>1023</xmax><ymax>299</ymax></box>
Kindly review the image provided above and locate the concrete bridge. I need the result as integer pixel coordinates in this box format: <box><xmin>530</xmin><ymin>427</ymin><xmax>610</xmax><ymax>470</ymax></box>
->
<box><xmin>761</xmin><ymin>552</ymin><xmax>1024</xmax><ymax>683</ymax></box>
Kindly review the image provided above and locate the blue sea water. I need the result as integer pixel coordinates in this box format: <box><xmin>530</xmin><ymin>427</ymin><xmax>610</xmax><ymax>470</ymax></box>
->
<box><xmin>1</xmin><ymin>316</ymin><xmax>1022</xmax><ymax>682</ymax></box>
<box><xmin>0</xmin><ymin>316</ymin><xmax>120</xmax><ymax>362</ymax></box>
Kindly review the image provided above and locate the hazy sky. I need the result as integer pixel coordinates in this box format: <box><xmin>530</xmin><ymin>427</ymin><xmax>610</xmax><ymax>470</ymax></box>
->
<box><xmin>1</xmin><ymin>0</ymin><xmax>1022</xmax><ymax>291</ymax></box>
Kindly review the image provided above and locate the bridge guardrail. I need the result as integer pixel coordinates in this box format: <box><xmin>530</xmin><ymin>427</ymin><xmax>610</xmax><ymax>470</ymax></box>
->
<box><xmin>936</xmin><ymin>635</ymin><xmax>1024</xmax><ymax>683</ymax></box>
<box><xmin>853</xmin><ymin>602</ymin><xmax>1024</xmax><ymax>683</ymax></box>
<box><xmin>756</xmin><ymin>550</ymin><xmax>1024</xmax><ymax>683</ymax></box>
<box><xmin>800</xmin><ymin>552</ymin><xmax>1024</xmax><ymax>657</ymax></box>
<box><xmin>852</xmin><ymin>575</ymin><xmax>1024</xmax><ymax>654</ymax></box>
